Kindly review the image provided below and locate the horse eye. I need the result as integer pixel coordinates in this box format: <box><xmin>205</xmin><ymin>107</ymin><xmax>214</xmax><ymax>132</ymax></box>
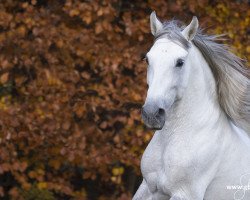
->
<box><xmin>176</xmin><ymin>59</ymin><xmax>184</xmax><ymax>67</ymax></box>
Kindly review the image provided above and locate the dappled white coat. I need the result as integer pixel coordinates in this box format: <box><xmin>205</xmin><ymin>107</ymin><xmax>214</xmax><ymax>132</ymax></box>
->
<box><xmin>133</xmin><ymin>12</ymin><xmax>250</xmax><ymax>200</ymax></box>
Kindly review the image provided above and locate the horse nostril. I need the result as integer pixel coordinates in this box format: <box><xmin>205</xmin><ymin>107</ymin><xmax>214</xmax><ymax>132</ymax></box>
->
<box><xmin>158</xmin><ymin>108</ymin><xmax>165</xmax><ymax>116</ymax></box>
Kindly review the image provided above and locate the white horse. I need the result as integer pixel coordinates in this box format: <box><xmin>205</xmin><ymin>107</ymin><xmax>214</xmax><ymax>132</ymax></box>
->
<box><xmin>133</xmin><ymin>12</ymin><xmax>250</xmax><ymax>200</ymax></box>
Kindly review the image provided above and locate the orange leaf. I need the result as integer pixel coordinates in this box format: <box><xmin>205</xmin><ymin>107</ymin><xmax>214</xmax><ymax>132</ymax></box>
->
<box><xmin>0</xmin><ymin>73</ymin><xmax>9</xmax><ymax>84</ymax></box>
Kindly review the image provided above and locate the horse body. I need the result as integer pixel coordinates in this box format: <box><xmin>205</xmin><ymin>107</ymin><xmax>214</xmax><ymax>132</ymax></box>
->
<box><xmin>133</xmin><ymin>13</ymin><xmax>250</xmax><ymax>200</ymax></box>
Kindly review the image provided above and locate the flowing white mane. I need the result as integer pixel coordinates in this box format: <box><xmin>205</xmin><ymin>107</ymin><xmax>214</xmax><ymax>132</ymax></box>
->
<box><xmin>155</xmin><ymin>20</ymin><xmax>250</xmax><ymax>134</ymax></box>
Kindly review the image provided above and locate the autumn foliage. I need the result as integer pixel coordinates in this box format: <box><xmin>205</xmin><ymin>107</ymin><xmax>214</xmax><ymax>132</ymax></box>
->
<box><xmin>0</xmin><ymin>0</ymin><xmax>249</xmax><ymax>199</ymax></box>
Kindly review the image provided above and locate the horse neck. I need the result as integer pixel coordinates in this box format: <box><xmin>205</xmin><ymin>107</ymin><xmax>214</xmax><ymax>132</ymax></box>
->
<box><xmin>162</xmin><ymin>44</ymin><xmax>226</xmax><ymax>136</ymax></box>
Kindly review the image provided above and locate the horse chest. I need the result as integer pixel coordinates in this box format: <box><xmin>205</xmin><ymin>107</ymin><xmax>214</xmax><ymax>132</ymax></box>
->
<box><xmin>140</xmin><ymin>131</ymin><xmax>201</xmax><ymax>194</ymax></box>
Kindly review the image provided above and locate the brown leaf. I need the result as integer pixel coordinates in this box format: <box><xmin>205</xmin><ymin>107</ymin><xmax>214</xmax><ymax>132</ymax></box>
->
<box><xmin>0</xmin><ymin>73</ymin><xmax>9</xmax><ymax>84</ymax></box>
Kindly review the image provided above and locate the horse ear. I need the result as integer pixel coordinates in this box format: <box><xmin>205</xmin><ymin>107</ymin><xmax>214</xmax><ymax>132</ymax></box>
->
<box><xmin>182</xmin><ymin>16</ymin><xmax>199</xmax><ymax>41</ymax></box>
<box><xmin>150</xmin><ymin>11</ymin><xmax>163</xmax><ymax>36</ymax></box>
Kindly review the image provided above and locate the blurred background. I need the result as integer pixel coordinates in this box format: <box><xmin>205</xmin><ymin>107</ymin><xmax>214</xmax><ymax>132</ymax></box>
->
<box><xmin>0</xmin><ymin>0</ymin><xmax>249</xmax><ymax>199</ymax></box>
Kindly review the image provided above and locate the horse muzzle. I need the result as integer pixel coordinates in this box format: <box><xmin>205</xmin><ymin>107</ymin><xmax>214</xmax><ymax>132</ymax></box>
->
<box><xmin>141</xmin><ymin>101</ymin><xmax>166</xmax><ymax>130</ymax></box>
